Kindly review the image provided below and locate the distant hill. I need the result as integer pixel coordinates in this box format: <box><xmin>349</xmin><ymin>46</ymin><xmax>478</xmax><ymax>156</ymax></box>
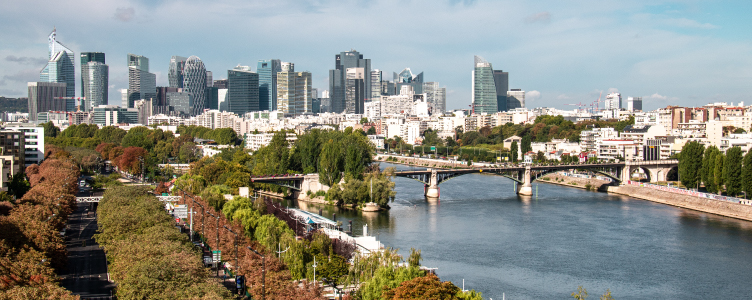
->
<box><xmin>0</xmin><ymin>97</ymin><xmax>28</xmax><ymax>113</ymax></box>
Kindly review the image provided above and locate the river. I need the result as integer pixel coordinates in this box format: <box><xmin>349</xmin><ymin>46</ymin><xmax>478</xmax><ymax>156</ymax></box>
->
<box><xmin>290</xmin><ymin>162</ymin><xmax>752</xmax><ymax>299</ymax></box>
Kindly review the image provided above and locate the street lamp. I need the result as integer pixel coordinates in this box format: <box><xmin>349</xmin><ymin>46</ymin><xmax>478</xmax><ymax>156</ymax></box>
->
<box><xmin>184</xmin><ymin>190</ymin><xmax>204</xmax><ymax>243</ymax></box>
<box><xmin>247</xmin><ymin>246</ymin><xmax>265</xmax><ymax>300</ymax></box>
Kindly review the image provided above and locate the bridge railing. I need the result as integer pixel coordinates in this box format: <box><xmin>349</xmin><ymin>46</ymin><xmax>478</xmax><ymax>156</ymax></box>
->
<box><xmin>626</xmin><ymin>180</ymin><xmax>747</xmax><ymax>205</ymax></box>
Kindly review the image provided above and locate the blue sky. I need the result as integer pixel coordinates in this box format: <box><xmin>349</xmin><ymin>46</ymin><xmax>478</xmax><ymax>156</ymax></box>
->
<box><xmin>1</xmin><ymin>0</ymin><xmax>750</xmax><ymax>111</ymax></box>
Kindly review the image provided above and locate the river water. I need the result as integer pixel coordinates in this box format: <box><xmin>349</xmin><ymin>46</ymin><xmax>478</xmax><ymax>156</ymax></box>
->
<box><xmin>291</xmin><ymin>163</ymin><xmax>752</xmax><ymax>299</ymax></box>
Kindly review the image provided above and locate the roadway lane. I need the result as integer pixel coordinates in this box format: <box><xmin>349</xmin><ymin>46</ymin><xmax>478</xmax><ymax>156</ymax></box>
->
<box><xmin>60</xmin><ymin>200</ymin><xmax>115</xmax><ymax>299</ymax></box>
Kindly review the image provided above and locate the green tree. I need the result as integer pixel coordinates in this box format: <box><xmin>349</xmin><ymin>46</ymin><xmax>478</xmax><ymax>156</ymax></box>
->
<box><xmin>702</xmin><ymin>146</ymin><xmax>720</xmax><ymax>193</ymax></box>
<box><xmin>743</xmin><ymin>150</ymin><xmax>752</xmax><ymax>198</ymax></box>
<box><xmin>521</xmin><ymin>135</ymin><xmax>532</xmax><ymax>154</ymax></box>
<box><xmin>510</xmin><ymin>141</ymin><xmax>519</xmax><ymax>162</ymax></box>
<box><xmin>572</xmin><ymin>286</ymin><xmax>588</xmax><ymax>300</ymax></box>
<box><xmin>319</xmin><ymin>140</ymin><xmax>344</xmax><ymax>187</ymax></box>
<box><xmin>600</xmin><ymin>289</ymin><xmax>614</xmax><ymax>300</ymax></box>
<box><xmin>408</xmin><ymin>248</ymin><xmax>422</xmax><ymax>268</ymax></box>
<box><xmin>678</xmin><ymin>141</ymin><xmax>704</xmax><ymax>189</ymax></box>
<box><xmin>367</xmin><ymin>127</ymin><xmax>376</xmax><ymax>135</ymax></box>
<box><xmin>714</xmin><ymin>153</ymin><xmax>725</xmax><ymax>195</ymax></box>
<box><xmin>725</xmin><ymin>147</ymin><xmax>743</xmax><ymax>196</ymax></box>
<box><xmin>41</xmin><ymin>121</ymin><xmax>59</xmax><ymax>138</ymax></box>
<box><xmin>345</xmin><ymin>144</ymin><xmax>364</xmax><ymax>180</ymax></box>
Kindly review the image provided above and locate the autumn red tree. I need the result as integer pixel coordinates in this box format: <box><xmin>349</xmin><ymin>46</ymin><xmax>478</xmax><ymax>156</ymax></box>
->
<box><xmin>383</xmin><ymin>273</ymin><xmax>461</xmax><ymax>300</ymax></box>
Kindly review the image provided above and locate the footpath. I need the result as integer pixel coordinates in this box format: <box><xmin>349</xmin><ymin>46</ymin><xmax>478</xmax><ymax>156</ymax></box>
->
<box><xmin>540</xmin><ymin>173</ymin><xmax>752</xmax><ymax>222</ymax></box>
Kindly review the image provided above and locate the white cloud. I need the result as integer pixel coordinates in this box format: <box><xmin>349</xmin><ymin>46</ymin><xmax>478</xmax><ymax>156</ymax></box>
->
<box><xmin>647</xmin><ymin>93</ymin><xmax>667</xmax><ymax>100</ymax></box>
<box><xmin>114</xmin><ymin>7</ymin><xmax>135</xmax><ymax>22</ymax></box>
<box><xmin>526</xmin><ymin>90</ymin><xmax>541</xmax><ymax>101</ymax></box>
<box><xmin>556</xmin><ymin>94</ymin><xmax>571</xmax><ymax>100</ymax></box>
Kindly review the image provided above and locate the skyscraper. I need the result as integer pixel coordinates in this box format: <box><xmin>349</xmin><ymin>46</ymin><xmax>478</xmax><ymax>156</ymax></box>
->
<box><xmin>605</xmin><ymin>93</ymin><xmax>622</xmax><ymax>110</ymax></box>
<box><xmin>40</xmin><ymin>29</ymin><xmax>75</xmax><ymax>98</ymax></box>
<box><xmin>627</xmin><ymin>97</ymin><xmax>643</xmax><ymax>112</ymax></box>
<box><xmin>507</xmin><ymin>89</ymin><xmax>525</xmax><ymax>110</ymax></box>
<box><xmin>277</xmin><ymin>65</ymin><xmax>312</xmax><ymax>115</ymax></box>
<box><xmin>329</xmin><ymin>50</ymin><xmax>371</xmax><ymax>113</ymax></box>
<box><xmin>258</xmin><ymin>59</ymin><xmax>281</xmax><ymax>111</ymax></box>
<box><xmin>493</xmin><ymin>70</ymin><xmax>509</xmax><ymax>111</ymax></box>
<box><xmin>182</xmin><ymin>56</ymin><xmax>207</xmax><ymax>115</ymax></box>
<box><xmin>371</xmin><ymin>70</ymin><xmax>382</xmax><ymax>99</ymax></box>
<box><xmin>345</xmin><ymin>68</ymin><xmax>365</xmax><ymax>114</ymax></box>
<box><xmin>394</xmin><ymin>68</ymin><xmax>424</xmax><ymax>94</ymax></box>
<box><xmin>227</xmin><ymin>65</ymin><xmax>259</xmax><ymax>115</ymax></box>
<box><xmin>127</xmin><ymin>54</ymin><xmax>156</xmax><ymax>108</ymax></box>
<box><xmin>424</xmin><ymin>82</ymin><xmax>446</xmax><ymax>114</ymax></box>
<box><xmin>27</xmin><ymin>82</ymin><xmax>67</xmax><ymax>121</ymax></box>
<box><xmin>81</xmin><ymin>61</ymin><xmax>108</xmax><ymax>111</ymax></box>
<box><xmin>80</xmin><ymin>52</ymin><xmax>105</xmax><ymax>97</ymax></box>
<box><xmin>168</xmin><ymin>56</ymin><xmax>187</xmax><ymax>88</ymax></box>
<box><xmin>471</xmin><ymin>56</ymin><xmax>497</xmax><ymax>114</ymax></box>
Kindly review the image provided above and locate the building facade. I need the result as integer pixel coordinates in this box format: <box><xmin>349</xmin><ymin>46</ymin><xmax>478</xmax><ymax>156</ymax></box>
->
<box><xmin>40</xmin><ymin>29</ymin><xmax>75</xmax><ymax>98</ymax></box>
<box><xmin>258</xmin><ymin>59</ymin><xmax>282</xmax><ymax>111</ymax></box>
<box><xmin>27</xmin><ymin>82</ymin><xmax>67</xmax><ymax>121</ymax></box>
<box><xmin>227</xmin><ymin>65</ymin><xmax>259</xmax><ymax>115</ymax></box>
<box><xmin>81</xmin><ymin>61</ymin><xmax>108</xmax><ymax>111</ymax></box>
<box><xmin>168</xmin><ymin>56</ymin><xmax>187</xmax><ymax>88</ymax></box>
<box><xmin>329</xmin><ymin>50</ymin><xmax>371</xmax><ymax>113</ymax></box>
<box><xmin>127</xmin><ymin>53</ymin><xmax>156</xmax><ymax>108</ymax></box>
<box><xmin>472</xmin><ymin>56</ymin><xmax>497</xmax><ymax>114</ymax></box>
<box><xmin>182</xmin><ymin>56</ymin><xmax>207</xmax><ymax>116</ymax></box>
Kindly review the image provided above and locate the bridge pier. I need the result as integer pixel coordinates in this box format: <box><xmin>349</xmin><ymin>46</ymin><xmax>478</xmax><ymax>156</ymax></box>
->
<box><xmin>425</xmin><ymin>169</ymin><xmax>440</xmax><ymax>199</ymax></box>
<box><xmin>518</xmin><ymin>166</ymin><xmax>533</xmax><ymax>196</ymax></box>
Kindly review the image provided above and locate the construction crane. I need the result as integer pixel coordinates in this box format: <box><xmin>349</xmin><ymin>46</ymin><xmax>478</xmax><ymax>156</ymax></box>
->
<box><xmin>589</xmin><ymin>92</ymin><xmax>603</xmax><ymax>113</ymax></box>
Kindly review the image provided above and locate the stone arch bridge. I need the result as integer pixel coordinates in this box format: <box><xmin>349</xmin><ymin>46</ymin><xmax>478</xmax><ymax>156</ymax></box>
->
<box><xmin>393</xmin><ymin>160</ymin><xmax>678</xmax><ymax>198</ymax></box>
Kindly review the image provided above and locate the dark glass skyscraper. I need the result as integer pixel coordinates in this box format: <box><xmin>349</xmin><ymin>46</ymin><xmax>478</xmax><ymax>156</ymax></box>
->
<box><xmin>257</xmin><ymin>59</ymin><xmax>281</xmax><ymax>111</ymax></box>
<box><xmin>80</xmin><ymin>52</ymin><xmax>105</xmax><ymax>98</ymax></box>
<box><xmin>493</xmin><ymin>70</ymin><xmax>509</xmax><ymax>112</ymax></box>
<box><xmin>227</xmin><ymin>65</ymin><xmax>259</xmax><ymax>115</ymax></box>
<box><xmin>168</xmin><ymin>56</ymin><xmax>187</xmax><ymax>88</ymax></box>
<box><xmin>329</xmin><ymin>50</ymin><xmax>371</xmax><ymax>113</ymax></box>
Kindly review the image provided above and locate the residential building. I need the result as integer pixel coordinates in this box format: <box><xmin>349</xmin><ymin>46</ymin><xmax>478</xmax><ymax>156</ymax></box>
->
<box><xmin>168</xmin><ymin>56</ymin><xmax>187</xmax><ymax>88</ymax></box>
<box><xmin>472</xmin><ymin>56</ymin><xmax>497</xmax><ymax>114</ymax></box>
<box><xmin>40</xmin><ymin>29</ymin><xmax>75</xmax><ymax>98</ymax></box>
<box><xmin>371</xmin><ymin>70</ymin><xmax>382</xmax><ymax>100</ymax></box>
<box><xmin>580</xmin><ymin>127</ymin><xmax>619</xmax><ymax>151</ymax></box>
<box><xmin>227</xmin><ymin>65</ymin><xmax>259</xmax><ymax>115</ymax></box>
<box><xmin>329</xmin><ymin>50</ymin><xmax>371</xmax><ymax>113</ymax></box>
<box><xmin>0</xmin><ymin>131</ymin><xmax>24</xmax><ymax>190</ymax></box>
<box><xmin>127</xmin><ymin>53</ymin><xmax>156</xmax><ymax>108</ymax></box>
<box><xmin>0</xmin><ymin>124</ymin><xmax>44</xmax><ymax>166</ymax></box>
<box><xmin>27</xmin><ymin>82</ymin><xmax>67</xmax><ymax>121</ymax></box>
<box><xmin>258</xmin><ymin>59</ymin><xmax>282</xmax><ymax>111</ymax></box>
<box><xmin>244</xmin><ymin>132</ymin><xmax>297</xmax><ymax>151</ymax></box>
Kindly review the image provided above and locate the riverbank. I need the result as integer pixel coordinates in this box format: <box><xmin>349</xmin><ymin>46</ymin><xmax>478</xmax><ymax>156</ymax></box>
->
<box><xmin>539</xmin><ymin>173</ymin><xmax>752</xmax><ymax>222</ymax></box>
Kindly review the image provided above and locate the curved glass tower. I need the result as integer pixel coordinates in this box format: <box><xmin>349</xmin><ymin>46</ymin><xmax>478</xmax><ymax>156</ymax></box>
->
<box><xmin>472</xmin><ymin>55</ymin><xmax>497</xmax><ymax>114</ymax></box>
<box><xmin>40</xmin><ymin>28</ymin><xmax>75</xmax><ymax>98</ymax></box>
<box><xmin>182</xmin><ymin>56</ymin><xmax>207</xmax><ymax>116</ymax></box>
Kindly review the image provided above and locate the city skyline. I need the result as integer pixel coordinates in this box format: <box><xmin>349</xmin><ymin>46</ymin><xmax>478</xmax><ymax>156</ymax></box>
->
<box><xmin>1</xmin><ymin>0</ymin><xmax>750</xmax><ymax>112</ymax></box>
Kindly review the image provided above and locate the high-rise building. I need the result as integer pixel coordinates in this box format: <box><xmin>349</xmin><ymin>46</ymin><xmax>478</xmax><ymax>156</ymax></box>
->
<box><xmin>227</xmin><ymin>65</ymin><xmax>259</xmax><ymax>115</ymax></box>
<box><xmin>472</xmin><ymin>56</ymin><xmax>498</xmax><ymax>114</ymax></box>
<box><xmin>168</xmin><ymin>90</ymin><xmax>192</xmax><ymax>115</ymax></box>
<box><xmin>371</xmin><ymin>70</ymin><xmax>382</xmax><ymax>99</ymax></box>
<box><xmin>40</xmin><ymin>29</ymin><xmax>75</xmax><ymax>98</ymax></box>
<box><xmin>329</xmin><ymin>50</ymin><xmax>371</xmax><ymax>113</ymax></box>
<box><xmin>80</xmin><ymin>52</ymin><xmax>105</xmax><ymax>97</ymax></box>
<box><xmin>92</xmin><ymin>105</ymin><xmax>139</xmax><ymax>126</ymax></box>
<box><xmin>205</xmin><ymin>87</ymin><xmax>218</xmax><ymax>110</ymax></box>
<box><xmin>27</xmin><ymin>82</ymin><xmax>67</xmax><ymax>121</ymax></box>
<box><xmin>81</xmin><ymin>61</ymin><xmax>108</xmax><ymax>111</ymax></box>
<box><xmin>258</xmin><ymin>59</ymin><xmax>281</xmax><ymax>111</ymax></box>
<box><xmin>628</xmin><ymin>97</ymin><xmax>643</xmax><ymax>112</ymax></box>
<box><xmin>206</xmin><ymin>71</ymin><xmax>213</xmax><ymax>87</ymax></box>
<box><xmin>345</xmin><ymin>68</ymin><xmax>365</xmax><ymax>114</ymax></box>
<box><xmin>394</xmin><ymin>68</ymin><xmax>424</xmax><ymax>94</ymax></box>
<box><xmin>493</xmin><ymin>70</ymin><xmax>509</xmax><ymax>111</ymax></box>
<box><xmin>424</xmin><ymin>82</ymin><xmax>446</xmax><ymax>114</ymax></box>
<box><xmin>168</xmin><ymin>56</ymin><xmax>187</xmax><ymax>88</ymax></box>
<box><xmin>127</xmin><ymin>54</ymin><xmax>156</xmax><ymax>108</ymax></box>
<box><xmin>182</xmin><ymin>56</ymin><xmax>207</xmax><ymax>116</ymax></box>
<box><xmin>277</xmin><ymin>67</ymin><xmax>312</xmax><ymax>115</ymax></box>
<box><xmin>155</xmin><ymin>87</ymin><xmax>178</xmax><ymax>114</ymax></box>
<box><xmin>605</xmin><ymin>92</ymin><xmax>622</xmax><ymax>110</ymax></box>
<box><xmin>213</xmin><ymin>79</ymin><xmax>228</xmax><ymax>89</ymax></box>
<box><xmin>507</xmin><ymin>89</ymin><xmax>525</xmax><ymax>110</ymax></box>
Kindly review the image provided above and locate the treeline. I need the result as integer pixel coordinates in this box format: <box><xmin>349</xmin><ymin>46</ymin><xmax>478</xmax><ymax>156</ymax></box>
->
<box><xmin>0</xmin><ymin>157</ymin><xmax>79</xmax><ymax>299</ymax></box>
<box><xmin>0</xmin><ymin>97</ymin><xmax>28</xmax><ymax>112</ymax></box>
<box><xmin>386</xmin><ymin>115</ymin><xmax>634</xmax><ymax>163</ymax></box>
<box><xmin>679</xmin><ymin>141</ymin><xmax>752</xmax><ymax>197</ymax></box>
<box><xmin>44</xmin><ymin>123</ymin><xmax>239</xmax><ymax>181</ymax></box>
<box><xmin>177</xmin><ymin>125</ymin><xmax>240</xmax><ymax>145</ymax></box>
<box><xmin>94</xmin><ymin>186</ymin><xmax>232</xmax><ymax>299</ymax></box>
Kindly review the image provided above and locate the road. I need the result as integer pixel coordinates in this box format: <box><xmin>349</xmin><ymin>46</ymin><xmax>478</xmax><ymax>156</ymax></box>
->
<box><xmin>60</xmin><ymin>188</ymin><xmax>115</xmax><ymax>299</ymax></box>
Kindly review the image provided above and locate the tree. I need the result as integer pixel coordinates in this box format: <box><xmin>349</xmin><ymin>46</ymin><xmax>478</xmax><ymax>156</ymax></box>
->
<box><xmin>367</xmin><ymin>127</ymin><xmax>376</xmax><ymax>135</ymax></box>
<box><xmin>600</xmin><ymin>289</ymin><xmax>614</xmax><ymax>300</ymax></box>
<box><xmin>382</xmin><ymin>273</ymin><xmax>461</xmax><ymax>300</ymax></box>
<box><xmin>510</xmin><ymin>141</ymin><xmax>519</xmax><ymax>162</ymax></box>
<box><xmin>360</xmin><ymin>117</ymin><xmax>369</xmax><ymax>124</ymax></box>
<box><xmin>714</xmin><ymin>153</ymin><xmax>725</xmax><ymax>195</ymax></box>
<box><xmin>41</xmin><ymin>121</ymin><xmax>59</xmax><ymax>138</ymax></box>
<box><xmin>345</xmin><ymin>144</ymin><xmax>364</xmax><ymax>180</ymax></box>
<box><xmin>521</xmin><ymin>135</ymin><xmax>532</xmax><ymax>154</ymax></box>
<box><xmin>725</xmin><ymin>147</ymin><xmax>743</xmax><ymax>196</ymax></box>
<box><xmin>319</xmin><ymin>140</ymin><xmax>344</xmax><ymax>187</ymax></box>
<box><xmin>743</xmin><ymin>150</ymin><xmax>752</xmax><ymax>198</ymax></box>
<box><xmin>702</xmin><ymin>146</ymin><xmax>720</xmax><ymax>193</ymax></box>
<box><xmin>572</xmin><ymin>286</ymin><xmax>588</xmax><ymax>300</ymax></box>
<box><xmin>678</xmin><ymin>141</ymin><xmax>704</xmax><ymax>189</ymax></box>
<box><xmin>408</xmin><ymin>248</ymin><xmax>422</xmax><ymax>268</ymax></box>
<box><xmin>7</xmin><ymin>172</ymin><xmax>30</xmax><ymax>199</ymax></box>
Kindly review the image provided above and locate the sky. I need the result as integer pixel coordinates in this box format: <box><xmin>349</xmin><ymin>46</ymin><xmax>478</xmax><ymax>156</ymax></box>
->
<box><xmin>1</xmin><ymin>0</ymin><xmax>751</xmax><ymax>111</ymax></box>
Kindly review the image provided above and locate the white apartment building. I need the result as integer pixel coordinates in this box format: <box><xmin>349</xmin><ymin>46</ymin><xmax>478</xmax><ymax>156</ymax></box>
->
<box><xmin>244</xmin><ymin>132</ymin><xmax>297</xmax><ymax>151</ymax></box>
<box><xmin>0</xmin><ymin>124</ymin><xmax>45</xmax><ymax>166</ymax></box>
<box><xmin>580</xmin><ymin>127</ymin><xmax>619</xmax><ymax>152</ymax></box>
<box><xmin>364</xmin><ymin>101</ymin><xmax>381</xmax><ymax>121</ymax></box>
<box><xmin>604</xmin><ymin>93</ymin><xmax>621</xmax><ymax>110</ymax></box>
<box><xmin>597</xmin><ymin>139</ymin><xmax>640</xmax><ymax>161</ymax></box>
